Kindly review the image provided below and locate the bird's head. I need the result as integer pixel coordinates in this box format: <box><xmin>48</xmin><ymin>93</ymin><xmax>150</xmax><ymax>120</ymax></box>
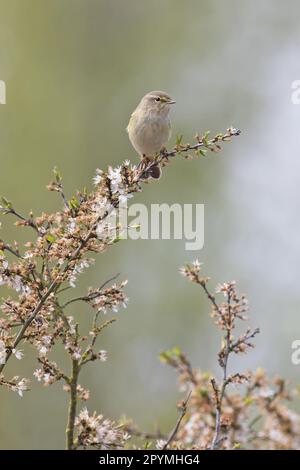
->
<box><xmin>139</xmin><ymin>90</ymin><xmax>176</xmax><ymax>116</ymax></box>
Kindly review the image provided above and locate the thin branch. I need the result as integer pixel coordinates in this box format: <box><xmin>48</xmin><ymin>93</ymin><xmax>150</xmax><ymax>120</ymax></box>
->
<box><xmin>62</xmin><ymin>273</ymin><xmax>120</xmax><ymax>309</ymax></box>
<box><xmin>210</xmin><ymin>292</ymin><xmax>232</xmax><ymax>450</ymax></box>
<box><xmin>66</xmin><ymin>358</ymin><xmax>80</xmax><ymax>450</ymax></box>
<box><xmin>6</xmin><ymin>208</ymin><xmax>40</xmax><ymax>234</ymax></box>
<box><xmin>164</xmin><ymin>127</ymin><xmax>241</xmax><ymax>158</ymax></box>
<box><xmin>197</xmin><ymin>279</ymin><xmax>223</xmax><ymax>317</ymax></box>
<box><xmin>37</xmin><ymin>357</ymin><xmax>70</xmax><ymax>385</ymax></box>
<box><xmin>80</xmin><ymin>318</ymin><xmax>116</xmax><ymax>366</ymax></box>
<box><xmin>230</xmin><ymin>328</ymin><xmax>260</xmax><ymax>352</ymax></box>
<box><xmin>57</xmin><ymin>286</ymin><xmax>72</xmax><ymax>295</ymax></box>
<box><xmin>124</xmin><ymin>427</ymin><xmax>166</xmax><ymax>441</ymax></box>
<box><xmin>140</xmin><ymin>127</ymin><xmax>241</xmax><ymax>178</ymax></box>
<box><xmin>0</xmin><ymin>241</ymin><xmax>23</xmax><ymax>259</ymax></box>
<box><xmin>58</xmin><ymin>186</ymin><xmax>69</xmax><ymax>211</ymax></box>
<box><xmin>163</xmin><ymin>390</ymin><xmax>192</xmax><ymax>450</ymax></box>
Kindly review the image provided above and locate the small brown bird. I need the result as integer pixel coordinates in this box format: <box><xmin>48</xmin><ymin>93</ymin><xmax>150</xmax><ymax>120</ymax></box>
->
<box><xmin>126</xmin><ymin>91</ymin><xmax>175</xmax><ymax>179</ymax></box>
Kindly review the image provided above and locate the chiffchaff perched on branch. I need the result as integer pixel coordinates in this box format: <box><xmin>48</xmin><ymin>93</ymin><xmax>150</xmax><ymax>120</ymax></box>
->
<box><xmin>127</xmin><ymin>90</ymin><xmax>175</xmax><ymax>180</ymax></box>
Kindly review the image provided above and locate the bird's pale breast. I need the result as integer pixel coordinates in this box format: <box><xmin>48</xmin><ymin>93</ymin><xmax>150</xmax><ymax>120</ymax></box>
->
<box><xmin>128</xmin><ymin>112</ymin><xmax>171</xmax><ymax>157</ymax></box>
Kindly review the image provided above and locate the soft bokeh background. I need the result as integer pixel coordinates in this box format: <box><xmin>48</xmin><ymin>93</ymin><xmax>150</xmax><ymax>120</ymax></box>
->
<box><xmin>1</xmin><ymin>0</ymin><xmax>300</xmax><ymax>449</ymax></box>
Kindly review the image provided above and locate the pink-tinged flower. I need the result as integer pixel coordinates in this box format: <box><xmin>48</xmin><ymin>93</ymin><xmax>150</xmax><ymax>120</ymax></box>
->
<box><xmin>156</xmin><ymin>439</ymin><xmax>167</xmax><ymax>450</ymax></box>
<box><xmin>97</xmin><ymin>350</ymin><xmax>107</xmax><ymax>362</ymax></box>
<box><xmin>13</xmin><ymin>378</ymin><xmax>29</xmax><ymax>398</ymax></box>
<box><xmin>0</xmin><ymin>340</ymin><xmax>7</xmax><ymax>365</ymax></box>
<box><xmin>12</xmin><ymin>348</ymin><xmax>24</xmax><ymax>360</ymax></box>
<box><xmin>72</xmin><ymin>348</ymin><xmax>82</xmax><ymax>361</ymax></box>
<box><xmin>33</xmin><ymin>369</ymin><xmax>44</xmax><ymax>382</ymax></box>
<box><xmin>75</xmin><ymin>407</ymin><xmax>129</xmax><ymax>449</ymax></box>
<box><xmin>93</xmin><ymin>169</ymin><xmax>103</xmax><ymax>185</ymax></box>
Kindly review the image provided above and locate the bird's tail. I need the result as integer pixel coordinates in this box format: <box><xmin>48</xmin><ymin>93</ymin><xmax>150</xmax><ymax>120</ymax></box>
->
<box><xmin>137</xmin><ymin>159</ymin><xmax>162</xmax><ymax>180</ymax></box>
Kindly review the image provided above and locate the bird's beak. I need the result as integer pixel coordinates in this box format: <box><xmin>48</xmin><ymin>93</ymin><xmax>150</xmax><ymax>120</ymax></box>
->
<box><xmin>168</xmin><ymin>100</ymin><xmax>176</xmax><ymax>104</ymax></box>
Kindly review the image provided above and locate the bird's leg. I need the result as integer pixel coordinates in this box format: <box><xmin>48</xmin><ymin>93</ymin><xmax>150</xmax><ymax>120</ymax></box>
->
<box><xmin>137</xmin><ymin>155</ymin><xmax>152</xmax><ymax>180</ymax></box>
<box><xmin>140</xmin><ymin>154</ymin><xmax>152</xmax><ymax>164</ymax></box>
<box><xmin>138</xmin><ymin>154</ymin><xmax>149</xmax><ymax>170</ymax></box>
<box><xmin>136</xmin><ymin>155</ymin><xmax>149</xmax><ymax>178</ymax></box>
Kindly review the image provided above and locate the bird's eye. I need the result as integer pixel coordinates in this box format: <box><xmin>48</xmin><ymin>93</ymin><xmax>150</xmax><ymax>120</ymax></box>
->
<box><xmin>155</xmin><ymin>97</ymin><xmax>161</xmax><ymax>102</ymax></box>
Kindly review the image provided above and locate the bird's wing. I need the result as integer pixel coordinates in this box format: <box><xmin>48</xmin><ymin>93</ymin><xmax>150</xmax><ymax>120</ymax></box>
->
<box><xmin>126</xmin><ymin>110</ymin><xmax>138</xmax><ymax>133</ymax></box>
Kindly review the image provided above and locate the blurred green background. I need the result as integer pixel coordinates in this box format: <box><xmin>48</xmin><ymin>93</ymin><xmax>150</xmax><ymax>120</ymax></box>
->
<box><xmin>1</xmin><ymin>0</ymin><xmax>300</xmax><ymax>449</ymax></box>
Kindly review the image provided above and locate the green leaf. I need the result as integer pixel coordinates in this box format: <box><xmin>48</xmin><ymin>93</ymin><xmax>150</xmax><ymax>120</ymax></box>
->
<box><xmin>202</xmin><ymin>372</ymin><xmax>211</xmax><ymax>380</ymax></box>
<box><xmin>159</xmin><ymin>346</ymin><xmax>182</xmax><ymax>362</ymax></box>
<box><xmin>46</xmin><ymin>234</ymin><xmax>56</xmax><ymax>244</ymax></box>
<box><xmin>69</xmin><ymin>197</ymin><xmax>80</xmax><ymax>209</ymax></box>
<box><xmin>53</xmin><ymin>166</ymin><xmax>62</xmax><ymax>183</ymax></box>
<box><xmin>199</xmin><ymin>387</ymin><xmax>209</xmax><ymax>398</ymax></box>
<box><xmin>112</xmin><ymin>235</ymin><xmax>125</xmax><ymax>244</ymax></box>
<box><xmin>175</xmin><ymin>134</ymin><xmax>183</xmax><ymax>146</ymax></box>
<box><xmin>0</xmin><ymin>196</ymin><xmax>13</xmax><ymax>210</ymax></box>
<box><xmin>244</xmin><ymin>396</ymin><xmax>254</xmax><ymax>406</ymax></box>
<box><xmin>203</xmin><ymin>130</ymin><xmax>211</xmax><ymax>146</ymax></box>
<box><xmin>171</xmin><ymin>346</ymin><xmax>182</xmax><ymax>357</ymax></box>
<box><xmin>159</xmin><ymin>352</ymin><xmax>168</xmax><ymax>363</ymax></box>
<box><xmin>195</xmin><ymin>148</ymin><xmax>207</xmax><ymax>158</ymax></box>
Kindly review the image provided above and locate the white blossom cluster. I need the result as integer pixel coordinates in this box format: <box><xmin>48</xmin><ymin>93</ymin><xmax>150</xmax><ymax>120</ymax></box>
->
<box><xmin>0</xmin><ymin>256</ymin><xmax>31</xmax><ymax>295</ymax></box>
<box><xmin>75</xmin><ymin>407</ymin><xmax>130</xmax><ymax>449</ymax></box>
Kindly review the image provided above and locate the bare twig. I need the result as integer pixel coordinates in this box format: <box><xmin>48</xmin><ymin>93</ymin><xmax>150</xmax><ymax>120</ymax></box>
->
<box><xmin>124</xmin><ymin>427</ymin><xmax>166</xmax><ymax>441</ymax></box>
<box><xmin>230</xmin><ymin>328</ymin><xmax>260</xmax><ymax>353</ymax></box>
<box><xmin>163</xmin><ymin>390</ymin><xmax>192</xmax><ymax>450</ymax></box>
<box><xmin>197</xmin><ymin>279</ymin><xmax>223</xmax><ymax>317</ymax></box>
<box><xmin>6</xmin><ymin>208</ymin><xmax>40</xmax><ymax>234</ymax></box>
<box><xmin>80</xmin><ymin>318</ymin><xmax>117</xmax><ymax>366</ymax></box>
<box><xmin>0</xmin><ymin>241</ymin><xmax>23</xmax><ymax>259</ymax></box>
